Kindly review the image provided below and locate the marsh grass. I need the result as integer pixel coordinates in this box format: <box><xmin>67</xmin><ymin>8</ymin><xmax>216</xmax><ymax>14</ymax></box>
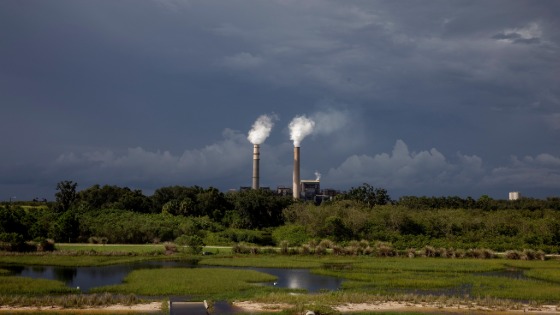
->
<box><xmin>56</xmin><ymin>243</ymin><xmax>165</xmax><ymax>255</ymax></box>
<box><xmin>2</xmin><ymin>250</ymin><xmax>560</xmax><ymax>310</ymax></box>
<box><xmin>91</xmin><ymin>268</ymin><xmax>277</xmax><ymax>296</ymax></box>
<box><xmin>0</xmin><ymin>254</ymin><xmax>162</xmax><ymax>267</ymax></box>
<box><xmin>470</xmin><ymin>276</ymin><xmax>560</xmax><ymax>302</ymax></box>
<box><xmin>307</xmin><ymin>257</ymin><xmax>560</xmax><ymax>304</ymax></box>
<box><xmin>524</xmin><ymin>268</ymin><xmax>560</xmax><ymax>283</ymax></box>
<box><xmin>0</xmin><ymin>276</ymin><xmax>76</xmax><ymax>295</ymax></box>
<box><xmin>199</xmin><ymin>255</ymin><xmax>325</xmax><ymax>268</ymax></box>
<box><xmin>0</xmin><ymin>293</ymin><xmax>142</xmax><ymax>308</ymax></box>
<box><xmin>352</xmin><ymin>257</ymin><xmax>505</xmax><ymax>273</ymax></box>
<box><xmin>248</xmin><ymin>291</ymin><xmax>530</xmax><ymax>313</ymax></box>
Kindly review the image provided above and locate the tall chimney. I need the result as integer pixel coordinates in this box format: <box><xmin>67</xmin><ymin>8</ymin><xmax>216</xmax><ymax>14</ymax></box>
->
<box><xmin>252</xmin><ymin>144</ymin><xmax>260</xmax><ymax>189</ymax></box>
<box><xmin>293</xmin><ymin>146</ymin><xmax>300</xmax><ymax>199</ymax></box>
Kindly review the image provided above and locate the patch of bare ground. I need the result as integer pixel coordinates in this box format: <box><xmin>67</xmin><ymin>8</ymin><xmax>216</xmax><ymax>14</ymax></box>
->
<box><xmin>234</xmin><ymin>301</ymin><xmax>293</xmax><ymax>313</ymax></box>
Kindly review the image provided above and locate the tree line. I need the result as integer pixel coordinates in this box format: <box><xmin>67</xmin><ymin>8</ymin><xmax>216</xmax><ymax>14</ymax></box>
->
<box><xmin>1</xmin><ymin>181</ymin><xmax>559</xmax><ymax>253</ymax></box>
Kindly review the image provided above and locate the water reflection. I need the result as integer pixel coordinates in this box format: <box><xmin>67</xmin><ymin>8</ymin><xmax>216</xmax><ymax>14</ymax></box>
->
<box><xmin>3</xmin><ymin>261</ymin><xmax>342</xmax><ymax>293</ymax></box>
<box><xmin>249</xmin><ymin>267</ymin><xmax>341</xmax><ymax>292</ymax></box>
<box><xmin>3</xmin><ymin>261</ymin><xmax>195</xmax><ymax>292</ymax></box>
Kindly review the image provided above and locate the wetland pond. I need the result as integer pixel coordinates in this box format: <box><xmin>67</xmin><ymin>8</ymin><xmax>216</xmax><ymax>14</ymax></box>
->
<box><xmin>2</xmin><ymin>260</ymin><xmax>343</xmax><ymax>293</ymax></box>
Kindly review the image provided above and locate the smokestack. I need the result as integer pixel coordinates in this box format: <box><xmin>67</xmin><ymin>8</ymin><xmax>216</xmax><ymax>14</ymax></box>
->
<box><xmin>289</xmin><ymin>115</ymin><xmax>314</xmax><ymax>200</ymax></box>
<box><xmin>247</xmin><ymin>114</ymin><xmax>275</xmax><ymax>190</ymax></box>
<box><xmin>252</xmin><ymin>144</ymin><xmax>260</xmax><ymax>190</ymax></box>
<box><xmin>293</xmin><ymin>146</ymin><xmax>300</xmax><ymax>199</ymax></box>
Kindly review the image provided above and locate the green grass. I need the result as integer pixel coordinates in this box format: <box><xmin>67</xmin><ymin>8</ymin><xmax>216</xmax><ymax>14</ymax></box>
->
<box><xmin>199</xmin><ymin>255</ymin><xmax>324</xmax><ymax>268</ymax></box>
<box><xmin>524</xmin><ymin>268</ymin><xmax>560</xmax><ymax>283</ymax></box>
<box><xmin>351</xmin><ymin>257</ymin><xmax>506</xmax><ymax>273</ymax></box>
<box><xmin>1</xmin><ymin>248</ymin><xmax>560</xmax><ymax>310</ymax></box>
<box><xmin>470</xmin><ymin>276</ymin><xmax>560</xmax><ymax>302</ymax></box>
<box><xmin>0</xmin><ymin>254</ymin><xmax>164</xmax><ymax>267</ymax></box>
<box><xmin>0</xmin><ymin>276</ymin><xmax>77</xmax><ymax>295</ymax></box>
<box><xmin>308</xmin><ymin>257</ymin><xmax>560</xmax><ymax>303</ymax></box>
<box><xmin>91</xmin><ymin>268</ymin><xmax>277</xmax><ymax>297</ymax></box>
<box><xmin>56</xmin><ymin>243</ymin><xmax>166</xmax><ymax>254</ymax></box>
<box><xmin>56</xmin><ymin>243</ymin><xmax>234</xmax><ymax>255</ymax></box>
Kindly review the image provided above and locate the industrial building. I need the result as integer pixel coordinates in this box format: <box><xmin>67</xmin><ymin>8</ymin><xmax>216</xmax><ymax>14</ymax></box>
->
<box><xmin>245</xmin><ymin>141</ymin><xmax>338</xmax><ymax>202</ymax></box>
<box><xmin>509</xmin><ymin>191</ymin><xmax>521</xmax><ymax>200</ymax></box>
<box><xmin>300</xmin><ymin>179</ymin><xmax>320</xmax><ymax>200</ymax></box>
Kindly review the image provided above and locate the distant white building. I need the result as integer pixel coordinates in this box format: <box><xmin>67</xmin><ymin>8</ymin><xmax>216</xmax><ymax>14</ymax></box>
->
<box><xmin>509</xmin><ymin>191</ymin><xmax>521</xmax><ymax>201</ymax></box>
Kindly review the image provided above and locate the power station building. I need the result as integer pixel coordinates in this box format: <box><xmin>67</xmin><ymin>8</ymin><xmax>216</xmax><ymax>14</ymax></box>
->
<box><xmin>247</xmin><ymin>141</ymin><xmax>337</xmax><ymax>202</ymax></box>
<box><xmin>300</xmin><ymin>179</ymin><xmax>320</xmax><ymax>201</ymax></box>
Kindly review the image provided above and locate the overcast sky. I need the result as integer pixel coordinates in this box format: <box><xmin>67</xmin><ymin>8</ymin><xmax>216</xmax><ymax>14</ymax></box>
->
<box><xmin>1</xmin><ymin>0</ymin><xmax>559</xmax><ymax>201</ymax></box>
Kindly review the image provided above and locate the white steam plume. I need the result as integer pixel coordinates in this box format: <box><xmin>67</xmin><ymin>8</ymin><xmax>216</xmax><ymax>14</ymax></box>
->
<box><xmin>247</xmin><ymin>114</ymin><xmax>275</xmax><ymax>144</ymax></box>
<box><xmin>315</xmin><ymin>171</ymin><xmax>321</xmax><ymax>181</ymax></box>
<box><xmin>289</xmin><ymin>115</ymin><xmax>315</xmax><ymax>147</ymax></box>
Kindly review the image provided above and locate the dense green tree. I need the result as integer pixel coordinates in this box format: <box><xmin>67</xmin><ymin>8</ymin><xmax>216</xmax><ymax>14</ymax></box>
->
<box><xmin>226</xmin><ymin>189</ymin><xmax>292</xmax><ymax>229</ymax></box>
<box><xmin>151</xmin><ymin>186</ymin><xmax>204</xmax><ymax>212</ymax></box>
<box><xmin>338</xmin><ymin>183</ymin><xmax>391</xmax><ymax>207</ymax></box>
<box><xmin>0</xmin><ymin>206</ymin><xmax>28</xmax><ymax>238</ymax></box>
<box><xmin>54</xmin><ymin>180</ymin><xmax>78</xmax><ymax>213</ymax></box>
<box><xmin>195</xmin><ymin>187</ymin><xmax>228</xmax><ymax>219</ymax></box>
<box><xmin>77</xmin><ymin>185</ymin><xmax>153</xmax><ymax>213</ymax></box>
<box><xmin>49</xmin><ymin>210</ymin><xmax>79</xmax><ymax>242</ymax></box>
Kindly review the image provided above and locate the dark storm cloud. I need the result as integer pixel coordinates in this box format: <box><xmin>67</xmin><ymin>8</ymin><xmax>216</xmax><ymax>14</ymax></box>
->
<box><xmin>1</xmin><ymin>0</ymin><xmax>559</xmax><ymax>200</ymax></box>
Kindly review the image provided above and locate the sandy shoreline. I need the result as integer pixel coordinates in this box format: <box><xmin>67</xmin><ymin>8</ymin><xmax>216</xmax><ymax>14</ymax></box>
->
<box><xmin>0</xmin><ymin>301</ymin><xmax>559</xmax><ymax>314</ymax></box>
<box><xmin>0</xmin><ymin>302</ymin><xmax>162</xmax><ymax>313</ymax></box>
<box><xmin>233</xmin><ymin>301</ymin><xmax>560</xmax><ymax>314</ymax></box>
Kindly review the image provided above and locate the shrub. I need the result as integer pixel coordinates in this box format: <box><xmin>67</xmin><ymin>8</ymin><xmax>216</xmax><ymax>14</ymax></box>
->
<box><xmin>363</xmin><ymin>246</ymin><xmax>374</xmax><ymax>255</ymax></box>
<box><xmin>505</xmin><ymin>249</ymin><xmax>544</xmax><ymax>260</ymax></box>
<box><xmin>260</xmin><ymin>246</ymin><xmax>277</xmax><ymax>254</ymax></box>
<box><xmin>375</xmin><ymin>241</ymin><xmax>396</xmax><ymax>257</ymax></box>
<box><xmin>318</xmin><ymin>239</ymin><xmax>334</xmax><ymax>249</ymax></box>
<box><xmin>220</xmin><ymin>228</ymin><xmax>273</xmax><ymax>246</ymax></box>
<box><xmin>423</xmin><ymin>245</ymin><xmax>437</xmax><ymax>257</ymax></box>
<box><xmin>88</xmin><ymin>236</ymin><xmax>108</xmax><ymax>244</ymax></box>
<box><xmin>315</xmin><ymin>245</ymin><xmax>327</xmax><ymax>255</ymax></box>
<box><xmin>279</xmin><ymin>240</ymin><xmax>290</xmax><ymax>255</ymax></box>
<box><xmin>300</xmin><ymin>244</ymin><xmax>313</xmax><ymax>255</ymax></box>
<box><xmin>272</xmin><ymin>225</ymin><xmax>309</xmax><ymax>246</ymax></box>
<box><xmin>203</xmin><ymin>232</ymin><xmax>230</xmax><ymax>246</ymax></box>
<box><xmin>175</xmin><ymin>235</ymin><xmax>205</xmax><ymax>255</ymax></box>
<box><xmin>406</xmin><ymin>248</ymin><xmax>416</xmax><ymax>258</ymax></box>
<box><xmin>358</xmin><ymin>239</ymin><xmax>370</xmax><ymax>249</ymax></box>
<box><xmin>163</xmin><ymin>242</ymin><xmax>178</xmax><ymax>255</ymax></box>
<box><xmin>0</xmin><ymin>233</ymin><xmax>33</xmax><ymax>252</ymax></box>
<box><xmin>454</xmin><ymin>248</ymin><xmax>466</xmax><ymax>258</ymax></box>
<box><xmin>505</xmin><ymin>250</ymin><xmax>522</xmax><ymax>260</ymax></box>
<box><xmin>232</xmin><ymin>243</ymin><xmax>247</xmax><ymax>254</ymax></box>
<box><xmin>467</xmin><ymin>248</ymin><xmax>495</xmax><ymax>259</ymax></box>
<box><xmin>521</xmin><ymin>249</ymin><xmax>546</xmax><ymax>260</ymax></box>
<box><xmin>332</xmin><ymin>245</ymin><xmax>344</xmax><ymax>255</ymax></box>
<box><xmin>35</xmin><ymin>239</ymin><xmax>55</xmax><ymax>252</ymax></box>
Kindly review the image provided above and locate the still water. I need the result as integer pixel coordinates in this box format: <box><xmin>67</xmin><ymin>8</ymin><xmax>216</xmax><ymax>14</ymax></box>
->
<box><xmin>3</xmin><ymin>261</ymin><xmax>342</xmax><ymax>293</ymax></box>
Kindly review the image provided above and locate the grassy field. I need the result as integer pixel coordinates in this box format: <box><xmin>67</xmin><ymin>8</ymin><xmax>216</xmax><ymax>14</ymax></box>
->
<box><xmin>91</xmin><ymin>268</ymin><xmax>277</xmax><ymax>298</ymax></box>
<box><xmin>55</xmin><ymin>243</ymin><xmax>168</xmax><ymax>254</ymax></box>
<box><xmin>0</xmin><ymin>254</ymin><xmax>164</xmax><ymax>267</ymax></box>
<box><xmin>1</xmin><ymin>244</ymin><xmax>560</xmax><ymax>313</ymax></box>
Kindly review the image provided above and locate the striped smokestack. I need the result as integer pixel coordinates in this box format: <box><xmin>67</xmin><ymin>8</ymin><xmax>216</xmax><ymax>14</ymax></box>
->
<box><xmin>252</xmin><ymin>144</ymin><xmax>260</xmax><ymax>189</ymax></box>
<box><xmin>293</xmin><ymin>146</ymin><xmax>300</xmax><ymax>199</ymax></box>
